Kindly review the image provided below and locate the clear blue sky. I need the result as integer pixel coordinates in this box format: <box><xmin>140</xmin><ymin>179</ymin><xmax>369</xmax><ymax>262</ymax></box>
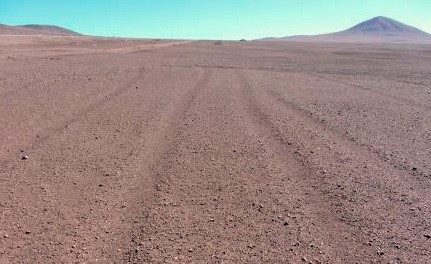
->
<box><xmin>0</xmin><ymin>0</ymin><xmax>430</xmax><ymax>40</ymax></box>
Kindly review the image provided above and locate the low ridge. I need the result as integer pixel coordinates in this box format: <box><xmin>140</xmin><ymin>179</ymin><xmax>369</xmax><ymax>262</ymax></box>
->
<box><xmin>0</xmin><ymin>24</ymin><xmax>81</xmax><ymax>36</ymax></box>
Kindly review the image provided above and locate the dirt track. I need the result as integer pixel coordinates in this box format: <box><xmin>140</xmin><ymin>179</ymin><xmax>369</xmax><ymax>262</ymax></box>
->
<box><xmin>0</xmin><ymin>38</ymin><xmax>430</xmax><ymax>263</ymax></box>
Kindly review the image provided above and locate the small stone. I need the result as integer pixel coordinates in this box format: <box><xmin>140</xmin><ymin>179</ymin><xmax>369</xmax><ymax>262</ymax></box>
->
<box><xmin>21</xmin><ymin>155</ymin><xmax>29</xmax><ymax>160</ymax></box>
<box><xmin>424</xmin><ymin>234</ymin><xmax>431</xmax><ymax>239</ymax></box>
<box><xmin>302</xmin><ymin>256</ymin><xmax>307</xmax><ymax>262</ymax></box>
<box><xmin>24</xmin><ymin>231</ymin><xmax>31</xmax><ymax>234</ymax></box>
<box><xmin>3</xmin><ymin>234</ymin><xmax>8</xmax><ymax>238</ymax></box>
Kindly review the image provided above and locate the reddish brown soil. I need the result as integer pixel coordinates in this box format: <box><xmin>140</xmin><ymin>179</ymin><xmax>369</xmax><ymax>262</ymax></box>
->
<box><xmin>0</xmin><ymin>37</ymin><xmax>430</xmax><ymax>264</ymax></box>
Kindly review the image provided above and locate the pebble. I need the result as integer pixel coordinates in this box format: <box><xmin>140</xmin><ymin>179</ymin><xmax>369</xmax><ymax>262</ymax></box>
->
<box><xmin>3</xmin><ymin>234</ymin><xmax>8</xmax><ymax>238</ymax></box>
<box><xmin>21</xmin><ymin>155</ymin><xmax>29</xmax><ymax>160</ymax></box>
<box><xmin>424</xmin><ymin>234</ymin><xmax>431</xmax><ymax>239</ymax></box>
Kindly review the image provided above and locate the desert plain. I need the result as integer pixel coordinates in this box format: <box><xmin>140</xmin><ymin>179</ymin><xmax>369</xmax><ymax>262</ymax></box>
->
<box><xmin>0</xmin><ymin>36</ymin><xmax>430</xmax><ymax>263</ymax></box>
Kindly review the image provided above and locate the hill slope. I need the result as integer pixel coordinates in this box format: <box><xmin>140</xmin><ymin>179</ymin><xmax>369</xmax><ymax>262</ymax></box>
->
<box><xmin>0</xmin><ymin>24</ymin><xmax>81</xmax><ymax>36</ymax></box>
<box><xmin>261</xmin><ymin>16</ymin><xmax>431</xmax><ymax>43</ymax></box>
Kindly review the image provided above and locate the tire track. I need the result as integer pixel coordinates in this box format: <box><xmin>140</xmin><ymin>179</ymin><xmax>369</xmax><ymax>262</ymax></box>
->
<box><xmin>236</xmin><ymin>70</ymin><xmax>431</xmax><ymax>263</ymax></box>
<box><xmin>0</xmin><ymin>64</ymin><xmax>211</xmax><ymax>263</ymax></box>
<box><xmin>309</xmin><ymin>72</ymin><xmax>424</xmax><ymax>107</ymax></box>
<box><xmin>235</xmin><ymin>70</ymin><xmax>378</xmax><ymax>263</ymax></box>
<box><xmin>29</xmin><ymin>66</ymin><xmax>147</xmax><ymax>149</ymax></box>
<box><xmin>267</xmin><ymin>88</ymin><xmax>431</xmax><ymax>180</ymax></box>
<box><xmin>129</xmin><ymin>68</ymin><xmax>315</xmax><ymax>263</ymax></box>
<box><xmin>122</xmin><ymin>68</ymin><xmax>212</xmax><ymax>263</ymax></box>
<box><xmin>0</xmin><ymin>65</ymin><xmax>148</xmax><ymax>174</ymax></box>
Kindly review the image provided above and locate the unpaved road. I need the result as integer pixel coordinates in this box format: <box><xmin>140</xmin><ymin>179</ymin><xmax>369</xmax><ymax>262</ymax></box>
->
<box><xmin>0</xmin><ymin>38</ymin><xmax>430</xmax><ymax>263</ymax></box>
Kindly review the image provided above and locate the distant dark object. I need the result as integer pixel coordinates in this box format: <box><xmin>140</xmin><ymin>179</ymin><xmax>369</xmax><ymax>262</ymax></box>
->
<box><xmin>258</xmin><ymin>16</ymin><xmax>431</xmax><ymax>43</ymax></box>
<box><xmin>214</xmin><ymin>41</ymin><xmax>223</xmax><ymax>45</ymax></box>
<box><xmin>155</xmin><ymin>39</ymin><xmax>161</xmax><ymax>42</ymax></box>
<box><xmin>240</xmin><ymin>39</ymin><xmax>247</xmax><ymax>42</ymax></box>
<box><xmin>0</xmin><ymin>23</ymin><xmax>81</xmax><ymax>36</ymax></box>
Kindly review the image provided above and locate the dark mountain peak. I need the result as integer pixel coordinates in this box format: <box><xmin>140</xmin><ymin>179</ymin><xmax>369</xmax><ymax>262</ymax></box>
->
<box><xmin>344</xmin><ymin>16</ymin><xmax>427</xmax><ymax>35</ymax></box>
<box><xmin>259</xmin><ymin>16</ymin><xmax>431</xmax><ymax>43</ymax></box>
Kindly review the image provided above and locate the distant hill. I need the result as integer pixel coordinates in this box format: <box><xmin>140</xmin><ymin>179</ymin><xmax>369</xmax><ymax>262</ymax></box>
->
<box><xmin>0</xmin><ymin>24</ymin><xmax>81</xmax><ymax>36</ymax></box>
<box><xmin>259</xmin><ymin>16</ymin><xmax>431</xmax><ymax>43</ymax></box>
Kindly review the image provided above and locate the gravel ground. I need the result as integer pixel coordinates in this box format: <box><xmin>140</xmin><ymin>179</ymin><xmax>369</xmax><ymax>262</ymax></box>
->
<box><xmin>0</xmin><ymin>38</ymin><xmax>430</xmax><ymax>263</ymax></box>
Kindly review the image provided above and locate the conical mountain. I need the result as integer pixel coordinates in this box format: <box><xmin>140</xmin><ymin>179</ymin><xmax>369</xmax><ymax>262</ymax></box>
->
<box><xmin>339</xmin><ymin>16</ymin><xmax>429</xmax><ymax>36</ymax></box>
<box><xmin>260</xmin><ymin>16</ymin><xmax>431</xmax><ymax>43</ymax></box>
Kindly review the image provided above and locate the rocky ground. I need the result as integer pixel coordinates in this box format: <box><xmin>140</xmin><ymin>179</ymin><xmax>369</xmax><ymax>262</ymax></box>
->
<box><xmin>0</xmin><ymin>38</ymin><xmax>430</xmax><ymax>263</ymax></box>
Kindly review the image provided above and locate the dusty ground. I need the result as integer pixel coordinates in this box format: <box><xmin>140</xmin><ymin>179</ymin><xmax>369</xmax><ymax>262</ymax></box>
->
<box><xmin>0</xmin><ymin>37</ymin><xmax>430</xmax><ymax>264</ymax></box>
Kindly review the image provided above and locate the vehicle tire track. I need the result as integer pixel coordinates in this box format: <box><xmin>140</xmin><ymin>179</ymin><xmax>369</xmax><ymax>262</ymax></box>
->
<box><xmin>236</xmin><ymin>69</ymin><xmax>431</xmax><ymax>264</ymax></box>
<box><xmin>122</xmin><ymin>68</ymin><xmax>212</xmax><ymax>263</ymax></box>
<box><xmin>235</xmin><ymin>69</ymin><xmax>379</xmax><ymax>263</ymax></box>
<box><xmin>267</xmin><ymin>88</ymin><xmax>431</xmax><ymax>181</ymax></box>
<box><xmin>309</xmin><ymin>72</ymin><xmax>424</xmax><ymax>107</ymax></box>
<box><xmin>0</xmin><ymin>65</ymin><xmax>148</xmax><ymax>174</ymax></box>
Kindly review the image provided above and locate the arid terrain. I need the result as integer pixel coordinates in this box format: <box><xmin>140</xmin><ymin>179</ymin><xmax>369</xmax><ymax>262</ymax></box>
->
<box><xmin>0</xmin><ymin>36</ymin><xmax>430</xmax><ymax>264</ymax></box>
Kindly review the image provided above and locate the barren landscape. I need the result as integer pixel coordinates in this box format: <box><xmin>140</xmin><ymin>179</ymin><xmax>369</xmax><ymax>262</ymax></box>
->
<box><xmin>0</xmin><ymin>36</ymin><xmax>430</xmax><ymax>264</ymax></box>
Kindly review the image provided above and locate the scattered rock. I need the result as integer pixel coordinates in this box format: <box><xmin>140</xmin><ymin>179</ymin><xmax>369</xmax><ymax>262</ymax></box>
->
<box><xmin>424</xmin><ymin>234</ymin><xmax>431</xmax><ymax>239</ymax></box>
<box><xmin>24</xmin><ymin>231</ymin><xmax>31</xmax><ymax>234</ymax></box>
<box><xmin>3</xmin><ymin>234</ymin><xmax>8</xmax><ymax>238</ymax></box>
<box><xmin>21</xmin><ymin>155</ymin><xmax>29</xmax><ymax>160</ymax></box>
